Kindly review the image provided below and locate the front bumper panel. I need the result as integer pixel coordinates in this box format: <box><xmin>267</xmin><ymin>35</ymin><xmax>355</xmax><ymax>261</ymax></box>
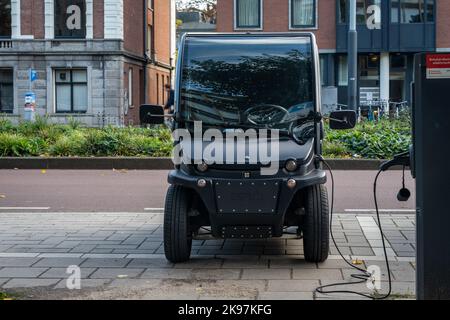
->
<box><xmin>168</xmin><ymin>169</ymin><xmax>326</xmax><ymax>237</ymax></box>
<box><xmin>215</xmin><ymin>180</ymin><xmax>280</xmax><ymax>214</ymax></box>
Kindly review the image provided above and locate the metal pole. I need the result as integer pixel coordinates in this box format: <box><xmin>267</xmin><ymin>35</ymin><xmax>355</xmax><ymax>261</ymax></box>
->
<box><xmin>348</xmin><ymin>0</ymin><xmax>358</xmax><ymax>111</ymax></box>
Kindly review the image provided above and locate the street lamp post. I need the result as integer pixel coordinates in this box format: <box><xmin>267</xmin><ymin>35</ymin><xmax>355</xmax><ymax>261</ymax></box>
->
<box><xmin>348</xmin><ymin>0</ymin><xmax>358</xmax><ymax>111</ymax></box>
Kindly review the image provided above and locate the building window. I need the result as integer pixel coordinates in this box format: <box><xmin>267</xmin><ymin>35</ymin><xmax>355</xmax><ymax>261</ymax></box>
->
<box><xmin>0</xmin><ymin>69</ymin><xmax>13</xmax><ymax>114</ymax></box>
<box><xmin>338</xmin><ymin>56</ymin><xmax>348</xmax><ymax>86</ymax></box>
<box><xmin>128</xmin><ymin>68</ymin><xmax>133</xmax><ymax>107</ymax></box>
<box><xmin>338</xmin><ymin>0</ymin><xmax>347</xmax><ymax>23</ymax></box>
<box><xmin>426</xmin><ymin>0</ymin><xmax>435</xmax><ymax>22</ymax></box>
<box><xmin>391</xmin><ymin>54</ymin><xmax>407</xmax><ymax>69</ymax></box>
<box><xmin>55</xmin><ymin>69</ymin><xmax>88</xmax><ymax>113</ymax></box>
<box><xmin>320</xmin><ymin>55</ymin><xmax>325</xmax><ymax>86</ymax></box>
<box><xmin>156</xmin><ymin>73</ymin><xmax>159</xmax><ymax>105</ymax></box>
<box><xmin>291</xmin><ymin>0</ymin><xmax>316</xmax><ymax>29</ymax></box>
<box><xmin>54</xmin><ymin>0</ymin><xmax>86</xmax><ymax>38</ymax></box>
<box><xmin>0</xmin><ymin>0</ymin><xmax>11</xmax><ymax>38</ymax></box>
<box><xmin>357</xmin><ymin>0</ymin><xmax>381</xmax><ymax>24</ymax></box>
<box><xmin>339</xmin><ymin>0</ymin><xmax>383</xmax><ymax>24</ymax></box>
<box><xmin>391</xmin><ymin>0</ymin><xmax>400</xmax><ymax>23</ymax></box>
<box><xmin>400</xmin><ymin>0</ymin><xmax>433</xmax><ymax>23</ymax></box>
<box><xmin>235</xmin><ymin>0</ymin><xmax>261</xmax><ymax>29</ymax></box>
<box><xmin>391</xmin><ymin>0</ymin><xmax>435</xmax><ymax>24</ymax></box>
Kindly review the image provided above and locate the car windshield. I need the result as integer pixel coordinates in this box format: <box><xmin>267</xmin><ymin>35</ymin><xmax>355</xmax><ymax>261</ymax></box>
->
<box><xmin>180</xmin><ymin>35</ymin><xmax>316</xmax><ymax>141</ymax></box>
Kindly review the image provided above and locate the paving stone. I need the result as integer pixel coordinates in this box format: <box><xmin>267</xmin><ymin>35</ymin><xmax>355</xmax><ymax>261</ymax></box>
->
<box><xmin>56</xmin><ymin>241</ymin><xmax>81</xmax><ymax>249</ymax></box>
<box><xmin>0</xmin><ymin>268</ymin><xmax>48</xmax><ymax>278</ymax></box>
<box><xmin>54</xmin><ymin>278</ymin><xmax>111</xmax><ymax>289</ymax></box>
<box><xmin>127</xmin><ymin>258</ymin><xmax>174</xmax><ymax>269</ymax></box>
<box><xmin>108</xmin><ymin>278</ymin><xmax>162</xmax><ymax>288</ymax></box>
<box><xmin>350</xmin><ymin>247</ymin><xmax>375</xmax><ymax>256</ymax></box>
<box><xmin>293</xmin><ymin>268</ymin><xmax>343</xmax><ymax>280</ymax></box>
<box><xmin>0</xmin><ymin>258</ymin><xmax>41</xmax><ymax>267</ymax></box>
<box><xmin>173</xmin><ymin>257</ymin><xmax>223</xmax><ymax>269</ymax></box>
<box><xmin>241</xmin><ymin>269</ymin><xmax>291</xmax><ymax>280</ymax></box>
<box><xmin>214</xmin><ymin>280</ymin><xmax>267</xmax><ymax>292</ymax></box>
<box><xmin>89</xmin><ymin>268</ymin><xmax>144</xmax><ymax>279</ymax></box>
<box><xmin>395</xmin><ymin>251</ymin><xmax>415</xmax><ymax>257</ymax></box>
<box><xmin>2</xmin><ymin>278</ymin><xmax>60</xmax><ymax>289</ymax></box>
<box><xmin>33</xmin><ymin>258</ymin><xmax>85</xmax><ymax>268</ymax></box>
<box><xmin>140</xmin><ymin>269</ymin><xmax>192</xmax><ymax>279</ymax></box>
<box><xmin>39</xmin><ymin>267</ymin><xmax>96</xmax><ymax>279</ymax></box>
<box><xmin>258</xmin><ymin>291</ymin><xmax>314</xmax><ymax>300</ymax></box>
<box><xmin>269</xmin><ymin>258</ymin><xmax>317</xmax><ymax>269</ymax></box>
<box><xmin>317</xmin><ymin>259</ymin><xmax>354</xmax><ymax>269</ymax></box>
<box><xmin>267</xmin><ymin>280</ymin><xmax>319</xmax><ymax>292</ymax></box>
<box><xmin>391</xmin><ymin>269</ymin><xmax>416</xmax><ymax>282</ymax></box>
<box><xmin>0</xmin><ymin>278</ymin><xmax>9</xmax><ymax>287</ymax></box>
<box><xmin>70</xmin><ymin>245</ymin><xmax>97</xmax><ymax>253</ymax></box>
<box><xmin>80</xmin><ymin>258</ymin><xmax>131</xmax><ymax>268</ymax></box>
<box><xmin>372</xmin><ymin>248</ymin><xmax>397</xmax><ymax>257</ymax></box>
<box><xmin>391</xmin><ymin>243</ymin><xmax>415</xmax><ymax>252</ymax></box>
<box><xmin>190</xmin><ymin>269</ymin><xmax>241</xmax><ymax>280</ymax></box>
<box><xmin>330</xmin><ymin>246</ymin><xmax>352</xmax><ymax>255</ymax></box>
<box><xmin>390</xmin><ymin>281</ymin><xmax>416</xmax><ymax>296</ymax></box>
<box><xmin>222</xmin><ymin>258</ymin><xmax>269</xmax><ymax>269</ymax></box>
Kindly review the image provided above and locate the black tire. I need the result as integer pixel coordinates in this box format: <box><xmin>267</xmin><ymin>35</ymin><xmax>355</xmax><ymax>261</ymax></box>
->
<box><xmin>303</xmin><ymin>184</ymin><xmax>330</xmax><ymax>263</ymax></box>
<box><xmin>164</xmin><ymin>185</ymin><xmax>192</xmax><ymax>263</ymax></box>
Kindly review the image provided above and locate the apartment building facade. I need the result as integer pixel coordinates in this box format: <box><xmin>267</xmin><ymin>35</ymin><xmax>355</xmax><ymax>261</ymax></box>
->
<box><xmin>0</xmin><ymin>0</ymin><xmax>175</xmax><ymax>126</ymax></box>
<box><xmin>216</xmin><ymin>0</ymin><xmax>450</xmax><ymax>108</ymax></box>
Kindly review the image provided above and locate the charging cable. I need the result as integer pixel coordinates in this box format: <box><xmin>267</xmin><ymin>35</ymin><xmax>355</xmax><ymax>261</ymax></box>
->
<box><xmin>315</xmin><ymin>156</ymin><xmax>393</xmax><ymax>300</ymax></box>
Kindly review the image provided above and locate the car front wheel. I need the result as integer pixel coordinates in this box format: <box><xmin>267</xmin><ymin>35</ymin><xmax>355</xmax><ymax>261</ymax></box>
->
<box><xmin>303</xmin><ymin>184</ymin><xmax>330</xmax><ymax>263</ymax></box>
<box><xmin>164</xmin><ymin>185</ymin><xmax>192</xmax><ymax>263</ymax></box>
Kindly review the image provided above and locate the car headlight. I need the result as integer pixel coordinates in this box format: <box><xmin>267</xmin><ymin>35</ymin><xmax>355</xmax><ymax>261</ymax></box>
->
<box><xmin>197</xmin><ymin>162</ymin><xmax>209</xmax><ymax>172</ymax></box>
<box><xmin>285</xmin><ymin>159</ymin><xmax>298</xmax><ymax>172</ymax></box>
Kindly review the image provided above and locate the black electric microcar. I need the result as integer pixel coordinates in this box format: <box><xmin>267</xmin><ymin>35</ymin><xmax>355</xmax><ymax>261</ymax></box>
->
<box><xmin>141</xmin><ymin>33</ymin><xmax>356</xmax><ymax>263</ymax></box>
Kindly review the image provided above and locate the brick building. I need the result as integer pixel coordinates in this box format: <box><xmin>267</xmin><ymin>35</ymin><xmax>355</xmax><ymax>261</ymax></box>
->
<box><xmin>216</xmin><ymin>0</ymin><xmax>450</xmax><ymax>109</ymax></box>
<box><xmin>0</xmin><ymin>0</ymin><xmax>175</xmax><ymax>126</ymax></box>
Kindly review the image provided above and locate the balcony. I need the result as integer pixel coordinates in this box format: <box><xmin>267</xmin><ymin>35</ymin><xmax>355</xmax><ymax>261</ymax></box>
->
<box><xmin>0</xmin><ymin>39</ymin><xmax>124</xmax><ymax>54</ymax></box>
<box><xmin>0</xmin><ymin>40</ymin><xmax>13</xmax><ymax>49</ymax></box>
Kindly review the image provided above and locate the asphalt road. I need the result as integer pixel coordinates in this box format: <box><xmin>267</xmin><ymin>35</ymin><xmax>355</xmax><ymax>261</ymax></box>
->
<box><xmin>0</xmin><ymin>170</ymin><xmax>415</xmax><ymax>213</ymax></box>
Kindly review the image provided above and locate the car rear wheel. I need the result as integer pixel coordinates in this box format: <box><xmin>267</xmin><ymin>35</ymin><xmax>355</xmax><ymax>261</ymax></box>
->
<box><xmin>164</xmin><ymin>185</ymin><xmax>192</xmax><ymax>263</ymax></box>
<box><xmin>303</xmin><ymin>184</ymin><xmax>330</xmax><ymax>263</ymax></box>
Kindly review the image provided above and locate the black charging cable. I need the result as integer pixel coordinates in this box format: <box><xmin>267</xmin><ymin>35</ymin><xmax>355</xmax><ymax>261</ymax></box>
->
<box><xmin>315</xmin><ymin>156</ymin><xmax>392</xmax><ymax>300</ymax></box>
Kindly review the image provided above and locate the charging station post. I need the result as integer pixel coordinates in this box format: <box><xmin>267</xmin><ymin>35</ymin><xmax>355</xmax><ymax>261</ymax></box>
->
<box><xmin>413</xmin><ymin>53</ymin><xmax>450</xmax><ymax>300</ymax></box>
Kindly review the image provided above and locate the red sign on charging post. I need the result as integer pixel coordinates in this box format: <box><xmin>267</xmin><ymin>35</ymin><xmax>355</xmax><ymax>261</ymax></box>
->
<box><xmin>426</xmin><ymin>54</ymin><xmax>450</xmax><ymax>79</ymax></box>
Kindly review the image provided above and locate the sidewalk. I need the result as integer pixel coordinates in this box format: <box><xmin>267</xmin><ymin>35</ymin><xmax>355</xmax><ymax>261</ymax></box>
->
<box><xmin>0</xmin><ymin>212</ymin><xmax>416</xmax><ymax>300</ymax></box>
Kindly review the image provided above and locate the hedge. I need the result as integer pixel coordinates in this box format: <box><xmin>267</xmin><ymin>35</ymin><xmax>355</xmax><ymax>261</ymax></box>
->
<box><xmin>0</xmin><ymin>115</ymin><xmax>411</xmax><ymax>159</ymax></box>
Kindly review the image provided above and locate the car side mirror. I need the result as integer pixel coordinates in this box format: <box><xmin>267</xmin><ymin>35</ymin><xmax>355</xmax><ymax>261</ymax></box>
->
<box><xmin>140</xmin><ymin>104</ymin><xmax>165</xmax><ymax>125</ymax></box>
<box><xmin>329</xmin><ymin>110</ymin><xmax>357</xmax><ymax>130</ymax></box>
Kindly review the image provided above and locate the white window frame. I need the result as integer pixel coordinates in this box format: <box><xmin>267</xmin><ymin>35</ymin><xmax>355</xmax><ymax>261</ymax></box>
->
<box><xmin>289</xmin><ymin>0</ymin><xmax>319</xmax><ymax>30</ymax></box>
<box><xmin>338</xmin><ymin>55</ymin><xmax>348</xmax><ymax>86</ymax></box>
<box><xmin>233</xmin><ymin>0</ymin><xmax>263</xmax><ymax>31</ymax></box>
<box><xmin>53</xmin><ymin>68</ymin><xmax>89</xmax><ymax>114</ymax></box>
<box><xmin>128</xmin><ymin>68</ymin><xmax>133</xmax><ymax>108</ymax></box>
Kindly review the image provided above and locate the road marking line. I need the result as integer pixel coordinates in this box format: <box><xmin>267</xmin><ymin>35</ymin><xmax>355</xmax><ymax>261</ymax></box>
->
<box><xmin>144</xmin><ymin>208</ymin><xmax>164</xmax><ymax>211</ymax></box>
<box><xmin>0</xmin><ymin>207</ymin><xmax>51</xmax><ymax>210</ymax></box>
<box><xmin>347</xmin><ymin>209</ymin><xmax>415</xmax><ymax>212</ymax></box>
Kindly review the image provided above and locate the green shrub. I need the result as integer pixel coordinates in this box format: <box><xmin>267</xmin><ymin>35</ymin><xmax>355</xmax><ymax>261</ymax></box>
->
<box><xmin>49</xmin><ymin>131</ymin><xmax>87</xmax><ymax>157</ymax></box>
<box><xmin>0</xmin><ymin>133</ymin><xmax>46</xmax><ymax>157</ymax></box>
<box><xmin>324</xmin><ymin>118</ymin><xmax>412</xmax><ymax>159</ymax></box>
